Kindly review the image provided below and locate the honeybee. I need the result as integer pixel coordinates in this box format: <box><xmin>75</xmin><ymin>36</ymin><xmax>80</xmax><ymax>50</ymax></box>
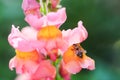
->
<box><xmin>72</xmin><ymin>43</ymin><xmax>86</xmax><ymax>58</ymax></box>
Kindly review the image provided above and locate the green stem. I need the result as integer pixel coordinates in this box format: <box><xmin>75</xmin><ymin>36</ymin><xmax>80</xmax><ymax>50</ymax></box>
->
<box><xmin>39</xmin><ymin>0</ymin><xmax>49</xmax><ymax>15</ymax></box>
<box><xmin>53</xmin><ymin>56</ymin><xmax>64</xmax><ymax>80</ymax></box>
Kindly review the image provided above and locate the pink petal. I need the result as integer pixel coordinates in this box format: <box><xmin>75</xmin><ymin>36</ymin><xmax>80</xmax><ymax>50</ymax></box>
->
<box><xmin>15</xmin><ymin>73</ymin><xmax>30</xmax><ymax>80</ymax></box>
<box><xmin>32</xmin><ymin>60</ymin><xmax>56</xmax><ymax>79</ymax></box>
<box><xmin>22</xmin><ymin>0</ymin><xmax>40</xmax><ymax>12</ymax></box>
<box><xmin>80</xmin><ymin>56</ymin><xmax>95</xmax><ymax>70</ymax></box>
<box><xmin>8</xmin><ymin>25</ymin><xmax>44</xmax><ymax>52</ymax></box>
<box><xmin>25</xmin><ymin>8</ymin><xmax>67</xmax><ymax>30</ymax></box>
<box><xmin>47</xmin><ymin>8</ymin><xmax>67</xmax><ymax>28</ymax></box>
<box><xmin>45</xmin><ymin>40</ymin><xmax>57</xmax><ymax>51</ymax></box>
<box><xmin>88</xmin><ymin>59</ymin><xmax>95</xmax><ymax>70</ymax></box>
<box><xmin>21</xmin><ymin>27</ymin><xmax>38</xmax><ymax>40</ymax></box>
<box><xmin>64</xmin><ymin>61</ymin><xmax>82</xmax><ymax>74</ymax></box>
<box><xmin>9</xmin><ymin>56</ymin><xmax>23</xmax><ymax>74</ymax></box>
<box><xmin>25</xmin><ymin>14</ymin><xmax>45</xmax><ymax>30</ymax></box>
<box><xmin>8</xmin><ymin>25</ymin><xmax>22</xmax><ymax>48</ymax></box>
<box><xmin>9</xmin><ymin>56</ymin><xmax>16</xmax><ymax>71</ymax></box>
<box><xmin>59</xmin><ymin>63</ymin><xmax>71</xmax><ymax>80</ymax></box>
<box><xmin>56</xmin><ymin>40</ymin><xmax>68</xmax><ymax>55</ymax></box>
<box><xmin>9</xmin><ymin>56</ymin><xmax>40</xmax><ymax>74</ymax></box>
<box><xmin>62</xmin><ymin>21</ymin><xmax>88</xmax><ymax>46</ymax></box>
<box><xmin>22</xmin><ymin>60</ymin><xmax>39</xmax><ymax>74</ymax></box>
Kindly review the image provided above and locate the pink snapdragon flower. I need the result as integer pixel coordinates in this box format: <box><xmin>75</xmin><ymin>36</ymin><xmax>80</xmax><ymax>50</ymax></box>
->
<box><xmin>22</xmin><ymin>0</ymin><xmax>41</xmax><ymax>16</ymax></box>
<box><xmin>8</xmin><ymin>25</ymin><xmax>44</xmax><ymax>74</ymax></box>
<box><xmin>15</xmin><ymin>60</ymin><xmax>56</xmax><ymax>80</ymax></box>
<box><xmin>59</xmin><ymin>21</ymin><xmax>94</xmax><ymax>75</ymax></box>
<box><xmin>62</xmin><ymin>43</ymin><xmax>95</xmax><ymax>74</ymax></box>
<box><xmin>25</xmin><ymin>8</ymin><xmax>66</xmax><ymax>30</ymax></box>
<box><xmin>9</xmin><ymin>50</ymin><xmax>43</xmax><ymax>74</ymax></box>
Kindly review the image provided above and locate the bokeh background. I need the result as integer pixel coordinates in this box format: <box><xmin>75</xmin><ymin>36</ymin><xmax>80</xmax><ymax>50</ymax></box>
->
<box><xmin>0</xmin><ymin>0</ymin><xmax>120</xmax><ymax>80</ymax></box>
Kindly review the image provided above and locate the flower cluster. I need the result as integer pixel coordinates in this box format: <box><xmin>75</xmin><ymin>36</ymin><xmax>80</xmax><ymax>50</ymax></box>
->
<box><xmin>8</xmin><ymin>0</ymin><xmax>95</xmax><ymax>80</ymax></box>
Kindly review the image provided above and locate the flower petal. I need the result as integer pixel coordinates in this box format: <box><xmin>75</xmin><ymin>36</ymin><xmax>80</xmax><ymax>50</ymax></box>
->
<box><xmin>9</xmin><ymin>56</ymin><xmax>23</xmax><ymax>74</ymax></box>
<box><xmin>15</xmin><ymin>73</ymin><xmax>30</xmax><ymax>80</ymax></box>
<box><xmin>9</xmin><ymin>56</ymin><xmax>16</xmax><ymax>71</ymax></box>
<box><xmin>8</xmin><ymin>25</ymin><xmax>44</xmax><ymax>52</ymax></box>
<box><xmin>47</xmin><ymin>8</ymin><xmax>67</xmax><ymax>28</ymax></box>
<box><xmin>22</xmin><ymin>0</ymin><xmax>40</xmax><ymax>12</ymax></box>
<box><xmin>64</xmin><ymin>60</ymin><xmax>82</xmax><ymax>74</ymax></box>
<box><xmin>9</xmin><ymin>56</ymin><xmax>40</xmax><ymax>74</ymax></box>
<box><xmin>25</xmin><ymin>8</ymin><xmax>67</xmax><ymax>30</ymax></box>
<box><xmin>21</xmin><ymin>27</ymin><xmax>38</xmax><ymax>40</ymax></box>
<box><xmin>59</xmin><ymin>62</ymin><xmax>71</xmax><ymax>80</ymax></box>
<box><xmin>62</xmin><ymin>21</ymin><xmax>88</xmax><ymax>46</ymax></box>
<box><xmin>23</xmin><ymin>60</ymin><xmax>39</xmax><ymax>74</ymax></box>
<box><xmin>32</xmin><ymin>60</ymin><xmax>56</xmax><ymax>79</ymax></box>
<box><xmin>80</xmin><ymin>56</ymin><xmax>95</xmax><ymax>70</ymax></box>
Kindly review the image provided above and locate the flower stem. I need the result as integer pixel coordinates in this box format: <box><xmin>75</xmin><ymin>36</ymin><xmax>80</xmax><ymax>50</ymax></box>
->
<box><xmin>39</xmin><ymin>0</ymin><xmax>49</xmax><ymax>15</ymax></box>
<box><xmin>53</xmin><ymin>56</ymin><xmax>64</xmax><ymax>80</ymax></box>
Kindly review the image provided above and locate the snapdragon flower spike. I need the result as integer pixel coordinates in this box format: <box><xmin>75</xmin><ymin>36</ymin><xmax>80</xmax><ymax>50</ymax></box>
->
<box><xmin>25</xmin><ymin>8</ymin><xmax>66</xmax><ymax>30</ymax></box>
<box><xmin>22</xmin><ymin>0</ymin><xmax>41</xmax><ymax>16</ymax></box>
<box><xmin>63</xmin><ymin>43</ymin><xmax>95</xmax><ymax>74</ymax></box>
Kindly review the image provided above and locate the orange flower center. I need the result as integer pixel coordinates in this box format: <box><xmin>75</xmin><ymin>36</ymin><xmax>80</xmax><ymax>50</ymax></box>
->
<box><xmin>16</xmin><ymin>50</ymin><xmax>40</xmax><ymax>61</ymax></box>
<box><xmin>37</xmin><ymin>26</ymin><xmax>62</xmax><ymax>40</ymax></box>
<box><xmin>63</xmin><ymin>44</ymin><xmax>86</xmax><ymax>64</ymax></box>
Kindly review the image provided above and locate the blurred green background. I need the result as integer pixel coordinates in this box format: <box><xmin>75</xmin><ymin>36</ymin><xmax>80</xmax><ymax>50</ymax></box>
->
<box><xmin>0</xmin><ymin>0</ymin><xmax>120</xmax><ymax>80</ymax></box>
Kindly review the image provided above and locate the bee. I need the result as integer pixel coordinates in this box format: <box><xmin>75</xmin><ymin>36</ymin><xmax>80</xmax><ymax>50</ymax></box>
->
<box><xmin>72</xmin><ymin>43</ymin><xmax>86</xmax><ymax>58</ymax></box>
